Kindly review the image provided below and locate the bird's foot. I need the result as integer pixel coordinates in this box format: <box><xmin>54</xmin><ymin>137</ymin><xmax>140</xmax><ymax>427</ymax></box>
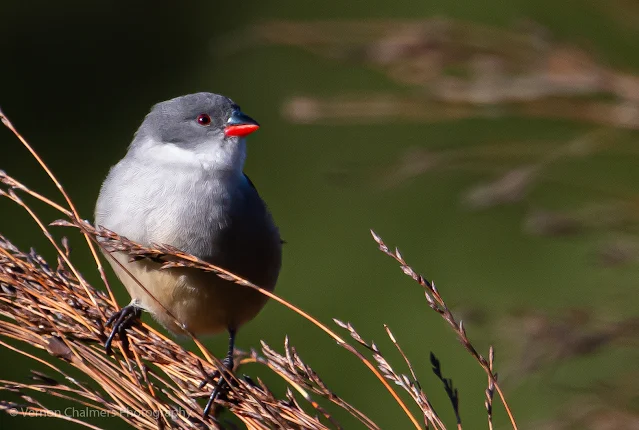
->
<box><xmin>104</xmin><ymin>304</ymin><xmax>141</xmax><ymax>355</ymax></box>
<box><xmin>201</xmin><ymin>356</ymin><xmax>234</xmax><ymax>417</ymax></box>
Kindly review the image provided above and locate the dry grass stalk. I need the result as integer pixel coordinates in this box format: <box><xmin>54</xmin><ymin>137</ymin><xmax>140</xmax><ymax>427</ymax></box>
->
<box><xmin>429</xmin><ymin>352</ymin><xmax>460</xmax><ymax>429</ymax></box>
<box><xmin>0</xmin><ymin>109</ymin><xmax>518</xmax><ymax>429</ymax></box>
<box><xmin>371</xmin><ymin>231</ymin><xmax>517</xmax><ymax>429</ymax></box>
<box><xmin>485</xmin><ymin>346</ymin><xmax>495</xmax><ymax>430</ymax></box>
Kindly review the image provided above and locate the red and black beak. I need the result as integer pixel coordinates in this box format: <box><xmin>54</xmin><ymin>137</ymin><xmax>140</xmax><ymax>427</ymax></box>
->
<box><xmin>224</xmin><ymin>109</ymin><xmax>260</xmax><ymax>137</ymax></box>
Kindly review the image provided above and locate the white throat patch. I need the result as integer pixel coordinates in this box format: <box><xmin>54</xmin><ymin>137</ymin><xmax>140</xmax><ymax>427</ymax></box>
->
<box><xmin>132</xmin><ymin>137</ymin><xmax>247</xmax><ymax>173</ymax></box>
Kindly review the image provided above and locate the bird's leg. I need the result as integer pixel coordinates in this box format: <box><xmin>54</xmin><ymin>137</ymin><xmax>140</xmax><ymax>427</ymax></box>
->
<box><xmin>104</xmin><ymin>303</ymin><xmax>141</xmax><ymax>355</ymax></box>
<box><xmin>202</xmin><ymin>328</ymin><xmax>236</xmax><ymax>417</ymax></box>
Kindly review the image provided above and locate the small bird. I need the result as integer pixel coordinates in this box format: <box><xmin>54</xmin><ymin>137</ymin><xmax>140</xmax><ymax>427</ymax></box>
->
<box><xmin>95</xmin><ymin>93</ymin><xmax>282</xmax><ymax>414</ymax></box>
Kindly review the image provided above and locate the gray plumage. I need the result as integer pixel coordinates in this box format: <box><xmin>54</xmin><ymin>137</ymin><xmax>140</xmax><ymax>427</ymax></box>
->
<box><xmin>95</xmin><ymin>93</ymin><xmax>282</xmax><ymax>335</ymax></box>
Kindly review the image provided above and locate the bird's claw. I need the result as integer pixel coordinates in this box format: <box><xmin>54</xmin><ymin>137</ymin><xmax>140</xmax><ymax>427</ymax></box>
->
<box><xmin>202</xmin><ymin>356</ymin><xmax>234</xmax><ymax>417</ymax></box>
<box><xmin>104</xmin><ymin>304</ymin><xmax>141</xmax><ymax>355</ymax></box>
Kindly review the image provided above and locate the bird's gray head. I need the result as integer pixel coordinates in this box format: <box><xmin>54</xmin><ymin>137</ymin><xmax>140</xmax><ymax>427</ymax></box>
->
<box><xmin>127</xmin><ymin>93</ymin><xmax>260</xmax><ymax>173</ymax></box>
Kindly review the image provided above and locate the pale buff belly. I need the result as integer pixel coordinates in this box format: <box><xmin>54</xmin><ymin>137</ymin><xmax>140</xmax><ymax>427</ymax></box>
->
<box><xmin>107</xmin><ymin>252</ymin><xmax>270</xmax><ymax>335</ymax></box>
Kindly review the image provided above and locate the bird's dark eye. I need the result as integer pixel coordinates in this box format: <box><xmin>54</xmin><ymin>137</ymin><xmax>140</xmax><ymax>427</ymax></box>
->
<box><xmin>196</xmin><ymin>113</ymin><xmax>211</xmax><ymax>126</ymax></box>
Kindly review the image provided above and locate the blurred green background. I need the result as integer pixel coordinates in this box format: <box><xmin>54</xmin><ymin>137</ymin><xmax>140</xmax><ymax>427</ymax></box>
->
<box><xmin>1</xmin><ymin>1</ymin><xmax>638</xmax><ymax>429</ymax></box>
